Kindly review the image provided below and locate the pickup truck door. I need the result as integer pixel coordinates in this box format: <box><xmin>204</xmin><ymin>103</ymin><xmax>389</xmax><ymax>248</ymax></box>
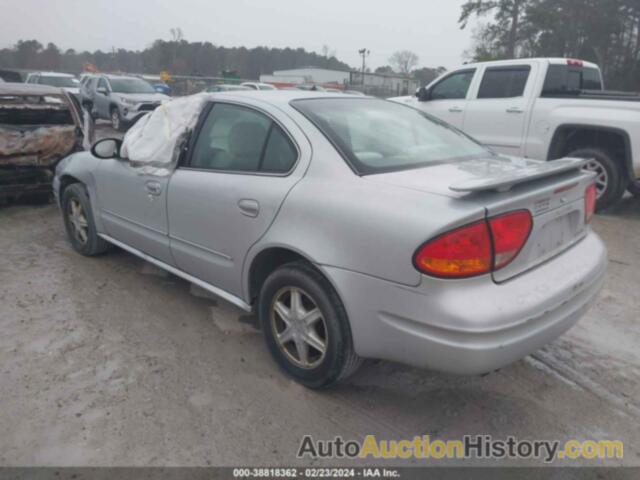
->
<box><xmin>167</xmin><ymin>101</ymin><xmax>307</xmax><ymax>300</ymax></box>
<box><xmin>94</xmin><ymin>158</ymin><xmax>173</xmax><ymax>265</ymax></box>
<box><xmin>414</xmin><ymin>69</ymin><xmax>476</xmax><ymax>129</ymax></box>
<box><xmin>462</xmin><ymin>64</ymin><xmax>537</xmax><ymax>156</ymax></box>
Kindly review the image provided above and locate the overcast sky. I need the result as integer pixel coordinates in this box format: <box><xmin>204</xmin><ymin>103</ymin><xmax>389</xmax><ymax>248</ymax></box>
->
<box><xmin>0</xmin><ymin>0</ymin><xmax>475</xmax><ymax>70</ymax></box>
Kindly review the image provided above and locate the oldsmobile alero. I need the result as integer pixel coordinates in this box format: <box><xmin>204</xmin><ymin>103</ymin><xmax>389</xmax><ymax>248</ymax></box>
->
<box><xmin>53</xmin><ymin>91</ymin><xmax>607</xmax><ymax>388</ymax></box>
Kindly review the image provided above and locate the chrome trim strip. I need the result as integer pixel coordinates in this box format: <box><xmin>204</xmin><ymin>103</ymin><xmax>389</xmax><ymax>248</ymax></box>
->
<box><xmin>170</xmin><ymin>234</ymin><xmax>233</xmax><ymax>261</ymax></box>
<box><xmin>102</xmin><ymin>209</ymin><xmax>166</xmax><ymax>236</ymax></box>
<box><xmin>99</xmin><ymin>233</ymin><xmax>252</xmax><ymax>312</ymax></box>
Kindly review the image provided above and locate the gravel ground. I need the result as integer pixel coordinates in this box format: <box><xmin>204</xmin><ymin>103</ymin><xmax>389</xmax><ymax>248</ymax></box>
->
<box><xmin>0</xmin><ymin>192</ymin><xmax>639</xmax><ymax>468</ymax></box>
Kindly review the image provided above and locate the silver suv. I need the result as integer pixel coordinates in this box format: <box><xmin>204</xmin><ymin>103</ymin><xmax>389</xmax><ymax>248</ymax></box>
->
<box><xmin>82</xmin><ymin>74</ymin><xmax>169</xmax><ymax>131</ymax></box>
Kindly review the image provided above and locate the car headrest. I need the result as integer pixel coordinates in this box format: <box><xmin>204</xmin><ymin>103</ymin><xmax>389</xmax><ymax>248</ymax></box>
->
<box><xmin>229</xmin><ymin>121</ymin><xmax>267</xmax><ymax>157</ymax></box>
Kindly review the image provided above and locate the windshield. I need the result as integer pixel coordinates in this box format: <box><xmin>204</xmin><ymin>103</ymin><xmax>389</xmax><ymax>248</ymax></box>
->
<box><xmin>109</xmin><ymin>78</ymin><xmax>156</xmax><ymax>94</ymax></box>
<box><xmin>292</xmin><ymin>98</ymin><xmax>490</xmax><ymax>175</ymax></box>
<box><xmin>39</xmin><ymin>76</ymin><xmax>79</xmax><ymax>88</ymax></box>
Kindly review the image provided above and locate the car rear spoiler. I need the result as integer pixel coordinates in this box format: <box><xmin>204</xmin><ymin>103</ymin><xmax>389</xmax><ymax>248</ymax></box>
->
<box><xmin>449</xmin><ymin>157</ymin><xmax>587</xmax><ymax>193</ymax></box>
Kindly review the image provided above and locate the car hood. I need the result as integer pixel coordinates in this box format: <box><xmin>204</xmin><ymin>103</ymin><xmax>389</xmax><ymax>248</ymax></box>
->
<box><xmin>364</xmin><ymin>155</ymin><xmax>585</xmax><ymax>198</ymax></box>
<box><xmin>114</xmin><ymin>93</ymin><xmax>169</xmax><ymax>102</ymax></box>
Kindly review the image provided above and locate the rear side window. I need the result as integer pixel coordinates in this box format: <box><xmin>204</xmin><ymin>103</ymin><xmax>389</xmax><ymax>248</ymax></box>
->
<box><xmin>190</xmin><ymin>103</ymin><xmax>297</xmax><ymax>173</ymax></box>
<box><xmin>262</xmin><ymin>126</ymin><xmax>297</xmax><ymax>172</ymax></box>
<box><xmin>430</xmin><ymin>70</ymin><xmax>475</xmax><ymax>100</ymax></box>
<box><xmin>477</xmin><ymin>66</ymin><xmax>531</xmax><ymax>99</ymax></box>
<box><xmin>542</xmin><ymin>65</ymin><xmax>603</xmax><ymax>94</ymax></box>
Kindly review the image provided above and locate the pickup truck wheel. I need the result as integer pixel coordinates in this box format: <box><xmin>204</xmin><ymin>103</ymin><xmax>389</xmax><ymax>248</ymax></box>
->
<box><xmin>258</xmin><ymin>261</ymin><xmax>362</xmax><ymax>389</ymax></box>
<box><xmin>62</xmin><ymin>183</ymin><xmax>110</xmax><ymax>256</ymax></box>
<box><xmin>567</xmin><ymin>147</ymin><xmax>625</xmax><ymax>211</ymax></box>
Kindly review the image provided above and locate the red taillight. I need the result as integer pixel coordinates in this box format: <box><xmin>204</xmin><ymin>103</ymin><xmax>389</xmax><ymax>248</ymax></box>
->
<box><xmin>414</xmin><ymin>210</ymin><xmax>532</xmax><ymax>278</ymax></box>
<box><xmin>566</xmin><ymin>58</ymin><xmax>584</xmax><ymax>67</ymax></box>
<box><xmin>584</xmin><ymin>183</ymin><xmax>596</xmax><ymax>223</ymax></box>
<box><xmin>413</xmin><ymin>221</ymin><xmax>492</xmax><ymax>278</ymax></box>
<box><xmin>488</xmin><ymin>210</ymin><xmax>533</xmax><ymax>269</ymax></box>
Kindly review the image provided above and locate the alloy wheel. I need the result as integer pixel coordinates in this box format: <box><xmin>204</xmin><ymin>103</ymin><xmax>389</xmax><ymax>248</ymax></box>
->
<box><xmin>583</xmin><ymin>158</ymin><xmax>608</xmax><ymax>199</ymax></box>
<box><xmin>68</xmin><ymin>197</ymin><xmax>89</xmax><ymax>245</ymax></box>
<box><xmin>270</xmin><ymin>287</ymin><xmax>328</xmax><ymax>369</ymax></box>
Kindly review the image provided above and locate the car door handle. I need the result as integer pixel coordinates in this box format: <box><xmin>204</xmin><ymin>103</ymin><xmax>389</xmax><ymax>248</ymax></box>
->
<box><xmin>145</xmin><ymin>181</ymin><xmax>163</xmax><ymax>196</ymax></box>
<box><xmin>506</xmin><ymin>107</ymin><xmax>524</xmax><ymax>114</ymax></box>
<box><xmin>448</xmin><ymin>106</ymin><xmax>464</xmax><ymax>113</ymax></box>
<box><xmin>238</xmin><ymin>199</ymin><xmax>260</xmax><ymax>217</ymax></box>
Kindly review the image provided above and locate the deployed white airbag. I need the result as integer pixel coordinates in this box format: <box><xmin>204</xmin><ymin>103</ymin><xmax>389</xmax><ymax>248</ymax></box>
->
<box><xmin>120</xmin><ymin>93</ymin><xmax>209</xmax><ymax>175</ymax></box>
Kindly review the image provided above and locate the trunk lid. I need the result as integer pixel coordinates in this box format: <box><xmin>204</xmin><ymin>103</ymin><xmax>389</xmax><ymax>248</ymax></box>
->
<box><xmin>366</xmin><ymin>155</ymin><xmax>595</xmax><ymax>282</ymax></box>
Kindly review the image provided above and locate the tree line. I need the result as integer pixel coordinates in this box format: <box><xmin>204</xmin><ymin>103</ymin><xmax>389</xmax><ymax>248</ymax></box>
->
<box><xmin>460</xmin><ymin>0</ymin><xmax>640</xmax><ymax>91</ymax></box>
<box><xmin>0</xmin><ymin>39</ymin><xmax>353</xmax><ymax>80</ymax></box>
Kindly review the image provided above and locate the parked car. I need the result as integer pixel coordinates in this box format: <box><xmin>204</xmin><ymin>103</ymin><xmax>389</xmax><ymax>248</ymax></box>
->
<box><xmin>205</xmin><ymin>84</ymin><xmax>252</xmax><ymax>93</ymax></box>
<box><xmin>54</xmin><ymin>91</ymin><xmax>606</xmax><ymax>388</ymax></box>
<box><xmin>25</xmin><ymin>71</ymin><xmax>80</xmax><ymax>96</ymax></box>
<box><xmin>152</xmin><ymin>82</ymin><xmax>172</xmax><ymax>95</ymax></box>
<box><xmin>241</xmin><ymin>82</ymin><xmax>277</xmax><ymax>91</ymax></box>
<box><xmin>82</xmin><ymin>74</ymin><xmax>170</xmax><ymax>131</ymax></box>
<box><xmin>391</xmin><ymin>57</ymin><xmax>640</xmax><ymax>210</ymax></box>
<box><xmin>0</xmin><ymin>69</ymin><xmax>23</xmax><ymax>83</ymax></box>
<box><xmin>1</xmin><ymin>83</ymin><xmax>83</xmax><ymax>201</ymax></box>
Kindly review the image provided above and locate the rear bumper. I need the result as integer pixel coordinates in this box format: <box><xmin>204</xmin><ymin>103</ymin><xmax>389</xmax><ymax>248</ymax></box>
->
<box><xmin>322</xmin><ymin>231</ymin><xmax>607</xmax><ymax>374</ymax></box>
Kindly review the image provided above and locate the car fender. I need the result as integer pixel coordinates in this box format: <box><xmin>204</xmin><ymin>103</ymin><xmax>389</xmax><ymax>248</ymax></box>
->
<box><xmin>55</xmin><ymin>151</ymin><xmax>106</xmax><ymax>232</ymax></box>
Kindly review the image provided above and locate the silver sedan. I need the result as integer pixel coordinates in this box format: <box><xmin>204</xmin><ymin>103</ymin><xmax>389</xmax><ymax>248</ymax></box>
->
<box><xmin>54</xmin><ymin>91</ymin><xmax>607</xmax><ymax>388</ymax></box>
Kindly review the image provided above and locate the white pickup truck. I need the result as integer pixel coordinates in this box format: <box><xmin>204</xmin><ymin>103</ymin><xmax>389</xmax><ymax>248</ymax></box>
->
<box><xmin>391</xmin><ymin>58</ymin><xmax>640</xmax><ymax>209</ymax></box>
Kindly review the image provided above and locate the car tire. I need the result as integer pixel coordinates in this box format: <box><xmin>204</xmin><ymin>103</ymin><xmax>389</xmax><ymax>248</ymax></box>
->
<box><xmin>567</xmin><ymin>147</ymin><xmax>626</xmax><ymax>211</ymax></box>
<box><xmin>258</xmin><ymin>261</ymin><xmax>362</xmax><ymax>389</ymax></box>
<box><xmin>110</xmin><ymin>107</ymin><xmax>124</xmax><ymax>131</ymax></box>
<box><xmin>627</xmin><ymin>181</ymin><xmax>640</xmax><ymax>198</ymax></box>
<box><xmin>61</xmin><ymin>183</ymin><xmax>110</xmax><ymax>256</ymax></box>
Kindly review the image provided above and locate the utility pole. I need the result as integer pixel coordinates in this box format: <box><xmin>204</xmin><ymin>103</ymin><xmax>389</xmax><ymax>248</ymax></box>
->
<box><xmin>358</xmin><ymin>48</ymin><xmax>370</xmax><ymax>85</ymax></box>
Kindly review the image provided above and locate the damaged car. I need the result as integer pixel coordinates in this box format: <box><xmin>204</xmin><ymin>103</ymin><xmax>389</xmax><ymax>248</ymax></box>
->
<box><xmin>0</xmin><ymin>83</ymin><xmax>83</xmax><ymax>202</ymax></box>
<box><xmin>54</xmin><ymin>92</ymin><xmax>607</xmax><ymax>388</ymax></box>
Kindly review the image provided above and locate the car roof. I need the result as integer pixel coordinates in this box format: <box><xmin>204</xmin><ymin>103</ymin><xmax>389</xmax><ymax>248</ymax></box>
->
<box><xmin>102</xmin><ymin>74</ymin><xmax>145</xmax><ymax>80</ymax></box>
<box><xmin>0</xmin><ymin>82</ymin><xmax>66</xmax><ymax>95</ymax></box>
<box><xmin>30</xmin><ymin>71</ymin><xmax>76</xmax><ymax>77</ymax></box>
<box><xmin>458</xmin><ymin>57</ymin><xmax>600</xmax><ymax>70</ymax></box>
<box><xmin>205</xmin><ymin>90</ymin><xmax>371</xmax><ymax>108</ymax></box>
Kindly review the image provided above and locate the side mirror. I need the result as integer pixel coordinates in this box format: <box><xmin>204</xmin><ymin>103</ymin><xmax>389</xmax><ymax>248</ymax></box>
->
<box><xmin>91</xmin><ymin>138</ymin><xmax>122</xmax><ymax>159</ymax></box>
<box><xmin>97</xmin><ymin>87</ymin><xmax>108</xmax><ymax>95</ymax></box>
<box><xmin>416</xmin><ymin>86</ymin><xmax>431</xmax><ymax>102</ymax></box>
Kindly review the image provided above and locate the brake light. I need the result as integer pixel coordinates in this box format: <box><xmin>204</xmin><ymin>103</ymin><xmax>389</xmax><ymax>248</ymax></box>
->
<box><xmin>414</xmin><ymin>210</ymin><xmax>532</xmax><ymax>278</ymax></box>
<box><xmin>488</xmin><ymin>211</ymin><xmax>533</xmax><ymax>269</ymax></box>
<box><xmin>584</xmin><ymin>183</ymin><xmax>596</xmax><ymax>223</ymax></box>
<box><xmin>566</xmin><ymin>59</ymin><xmax>584</xmax><ymax>67</ymax></box>
<box><xmin>413</xmin><ymin>221</ymin><xmax>492</xmax><ymax>278</ymax></box>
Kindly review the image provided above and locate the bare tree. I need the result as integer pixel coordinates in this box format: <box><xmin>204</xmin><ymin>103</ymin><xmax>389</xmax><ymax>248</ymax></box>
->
<box><xmin>170</xmin><ymin>28</ymin><xmax>184</xmax><ymax>42</ymax></box>
<box><xmin>321</xmin><ymin>44</ymin><xmax>336</xmax><ymax>58</ymax></box>
<box><xmin>389</xmin><ymin>50</ymin><xmax>419</xmax><ymax>75</ymax></box>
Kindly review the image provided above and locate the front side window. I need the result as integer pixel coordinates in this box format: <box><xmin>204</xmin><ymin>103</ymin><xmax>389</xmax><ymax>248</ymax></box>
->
<box><xmin>190</xmin><ymin>103</ymin><xmax>297</xmax><ymax>173</ymax></box>
<box><xmin>292</xmin><ymin>98</ymin><xmax>489</xmax><ymax>175</ymax></box>
<box><xmin>430</xmin><ymin>70</ymin><xmax>475</xmax><ymax>100</ymax></box>
<box><xmin>477</xmin><ymin>66</ymin><xmax>531</xmax><ymax>99</ymax></box>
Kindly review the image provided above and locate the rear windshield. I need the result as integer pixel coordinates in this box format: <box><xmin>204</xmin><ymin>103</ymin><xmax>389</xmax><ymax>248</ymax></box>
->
<box><xmin>292</xmin><ymin>98</ymin><xmax>489</xmax><ymax>175</ymax></box>
<box><xmin>542</xmin><ymin>65</ymin><xmax>603</xmax><ymax>94</ymax></box>
<box><xmin>38</xmin><ymin>76</ymin><xmax>79</xmax><ymax>88</ymax></box>
<box><xmin>109</xmin><ymin>78</ymin><xmax>156</xmax><ymax>94</ymax></box>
